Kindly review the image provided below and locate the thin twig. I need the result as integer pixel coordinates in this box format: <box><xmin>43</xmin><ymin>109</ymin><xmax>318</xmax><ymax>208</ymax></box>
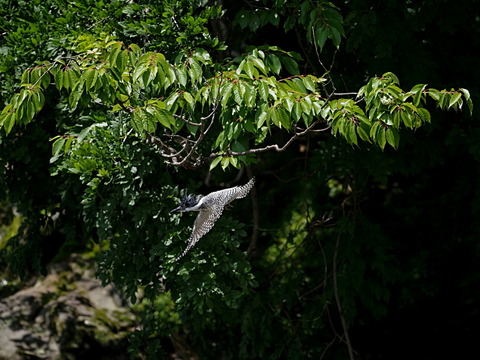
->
<box><xmin>168</xmin><ymin>75</ymin><xmax>225</xmax><ymax>168</ymax></box>
<box><xmin>30</xmin><ymin>61</ymin><xmax>58</xmax><ymax>88</ymax></box>
<box><xmin>172</xmin><ymin>114</ymin><xmax>201</xmax><ymax>127</ymax></box>
<box><xmin>170</xmin><ymin>100</ymin><xmax>219</xmax><ymax>168</ymax></box>
<box><xmin>333</xmin><ymin>233</ymin><xmax>355</xmax><ymax>360</ymax></box>
<box><xmin>333</xmin><ymin>92</ymin><xmax>358</xmax><ymax>97</ymax></box>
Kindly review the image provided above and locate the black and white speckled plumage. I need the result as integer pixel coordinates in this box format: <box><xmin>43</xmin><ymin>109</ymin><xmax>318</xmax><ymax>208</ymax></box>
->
<box><xmin>170</xmin><ymin>177</ymin><xmax>255</xmax><ymax>261</ymax></box>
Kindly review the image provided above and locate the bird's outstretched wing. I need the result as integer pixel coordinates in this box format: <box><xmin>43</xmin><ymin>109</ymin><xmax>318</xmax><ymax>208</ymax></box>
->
<box><xmin>207</xmin><ymin>177</ymin><xmax>255</xmax><ymax>205</ymax></box>
<box><xmin>174</xmin><ymin>205</ymin><xmax>224</xmax><ymax>262</ymax></box>
<box><xmin>173</xmin><ymin>177</ymin><xmax>255</xmax><ymax>261</ymax></box>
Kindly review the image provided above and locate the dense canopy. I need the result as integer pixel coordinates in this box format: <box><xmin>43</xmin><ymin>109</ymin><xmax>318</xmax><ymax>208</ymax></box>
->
<box><xmin>1</xmin><ymin>0</ymin><xmax>478</xmax><ymax>359</ymax></box>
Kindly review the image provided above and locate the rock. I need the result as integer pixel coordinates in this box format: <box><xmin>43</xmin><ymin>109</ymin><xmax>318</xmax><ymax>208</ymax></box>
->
<box><xmin>0</xmin><ymin>254</ymin><xmax>135</xmax><ymax>360</ymax></box>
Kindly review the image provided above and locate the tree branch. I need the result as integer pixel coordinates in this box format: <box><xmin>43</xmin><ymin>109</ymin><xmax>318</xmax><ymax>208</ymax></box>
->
<box><xmin>169</xmin><ymin>101</ymin><xmax>219</xmax><ymax>168</ymax></box>
<box><xmin>172</xmin><ymin>114</ymin><xmax>201</xmax><ymax>127</ymax></box>
<box><xmin>207</xmin><ymin>121</ymin><xmax>331</xmax><ymax>161</ymax></box>
<box><xmin>333</xmin><ymin>233</ymin><xmax>355</xmax><ymax>360</ymax></box>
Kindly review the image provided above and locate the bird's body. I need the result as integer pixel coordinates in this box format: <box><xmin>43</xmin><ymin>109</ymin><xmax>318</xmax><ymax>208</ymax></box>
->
<box><xmin>170</xmin><ymin>177</ymin><xmax>255</xmax><ymax>261</ymax></box>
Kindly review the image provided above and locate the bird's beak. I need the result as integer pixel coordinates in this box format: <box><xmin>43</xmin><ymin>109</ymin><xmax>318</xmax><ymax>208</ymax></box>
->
<box><xmin>170</xmin><ymin>206</ymin><xmax>182</xmax><ymax>214</ymax></box>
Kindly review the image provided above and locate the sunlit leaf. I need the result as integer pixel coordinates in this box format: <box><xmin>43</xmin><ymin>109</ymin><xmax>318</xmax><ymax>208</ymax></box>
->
<box><xmin>449</xmin><ymin>92</ymin><xmax>462</xmax><ymax>109</ymax></box>
<box><xmin>157</xmin><ymin>109</ymin><xmax>173</xmax><ymax>129</ymax></box>
<box><xmin>266</xmin><ymin>53</ymin><xmax>281</xmax><ymax>74</ymax></box>
<box><xmin>209</xmin><ymin>156</ymin><xmax>222</xmax><ymax>171</ymax></box>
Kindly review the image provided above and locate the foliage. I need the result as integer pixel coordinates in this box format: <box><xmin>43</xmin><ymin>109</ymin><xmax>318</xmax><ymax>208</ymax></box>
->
<box><xmin>0</xmin><ymin>41</ymin><xmax>472</xmax><ymax>158</ymax></box>
<box><xmin>1</xmin><ymin>0</ymin><xmax>478</xmax><ymax>359</ymax></box>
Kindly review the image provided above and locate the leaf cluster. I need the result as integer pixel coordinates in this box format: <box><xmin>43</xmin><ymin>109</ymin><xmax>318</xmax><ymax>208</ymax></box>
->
<box><xmin>0</xmin><ymin>1</ymin><xmax>477</xmax><ymax>359</ymax></box>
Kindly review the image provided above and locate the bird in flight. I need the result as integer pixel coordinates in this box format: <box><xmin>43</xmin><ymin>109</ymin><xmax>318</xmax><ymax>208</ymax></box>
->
<box><xmin>170</xmin><ymin>177</ymin><xmax>255</xmax><ymax>261</ymax></box>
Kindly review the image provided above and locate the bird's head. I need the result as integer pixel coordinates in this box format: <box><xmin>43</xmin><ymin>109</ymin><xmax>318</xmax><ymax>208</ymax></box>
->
<box><xmin>170</xmin><ymin>193</ymin><xmax>201</xmax><ymax>213</ymax></box>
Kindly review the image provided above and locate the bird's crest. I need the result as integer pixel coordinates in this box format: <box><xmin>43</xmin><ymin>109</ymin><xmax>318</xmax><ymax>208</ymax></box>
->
<box><xmin>180</xmin><ymin>193</ymin><xmax>200</xmax><ymax>208</ymax></box>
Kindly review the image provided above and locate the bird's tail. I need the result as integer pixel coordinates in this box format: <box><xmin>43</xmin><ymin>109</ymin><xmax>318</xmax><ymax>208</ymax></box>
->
<box><xmin>174</xmin><ymin>244</ymin><xmax>192</xmax><ymax>262</ymax></box>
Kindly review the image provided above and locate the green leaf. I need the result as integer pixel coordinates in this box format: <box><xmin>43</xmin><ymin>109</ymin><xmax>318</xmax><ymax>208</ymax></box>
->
<box><xmin>255</xmin><ymin>107</ymin><xmax>267</xmax><ymax>128</ymax></box>
<box><xmin>382</xmin><ymin>72</ymin><xmax>400</xmax><ymax>85</ymax></box>
<box><xmin>427</xmin><ymin>88</ymin><xmax>440</xmax><ymax>101</ymax></box>
<box><xmin>277</xmin><ymin>108</ymin><xmax>291</xmax><ymax>130</ymax></box>
<box><xmin>176</xmin><ymin>67</ymin><xmax>188</xmax><ymax>87</ymax></box>
<box><xmin>54</xmin><ymin>68</ymin><xmax>64</xmax><ymax>90</ymax></box>
<box><xmin>268</xmin><ymin>107</ymin><xmax>279</xmax><ymax>127</ymax></box>
<box><xmin>449</xmin><ymin>92</ymin><xmax>462</xmax><ymax>109</ymax></box>
<box><xmin>23</xmin><ymin>99</ymin><xmax>35</xmax><ymax>124</ymax></box>
<box><xmin>377</xmin><ymin>127</ymin><xmax>387</xmax><ymax>150</ymax></box>
<box><xmin>132</xmin><ymin>63</ymin><xmax>149</xmax><ymax>84</ymax></box>
<box><xmin>188</xmin><ymin>59</ymin><xmax>202</xmax><ymax>83</ymax></box>
<box><xmin>328</xmin><ymin>25</ymin><xmax>342</xmax><ymax>48</ymax></box>
<box><xmin>292</xmin><ymin>78</ymin><xmax>308</xmax><ymax>94</ymax></box>
<box><xmin>1</xmin><ymin>112</ymin><xmax>15</xmax><ymax>135</ymax></box>
<box><xmin>221</xmin><ymin>82</ymin><xmax>234</xmax><ymax>107</ymax></box>
<box><xmin>280</xmin><ymin>56</ymin><xmax>300</xmax><ymax>75</ymax></box>
<box><xmin>411</xmin><ymin>84</ymin><xmax>427</xmax><ymax>107</ymax></box>
<box><xmin>303</xmin><ymin>76</ymin><xmax>316</xmax><ymax>92</ymax></box>
<box><xmin>345</xmin><ymin>121</ymin><xmax>358</xmax><ymax>145</ymax></box>
<box><xmin>68</xmin><ymin>79</ymin><xmax>85</xmax><ymax>110</ymax></box>
<box><xmin>221</xmin><ymin>157</ymin><xmax>230</xmax><ymax>170</ymax></box>
<box><xmin>460</xmin><ymin>88</ymin><xmax>474</xmax><ymax>114</ymax></box>
<box><xmin>369</xmin><ymin>120</ymin><xmax>382</xmax><ymax>139</ymax></box>
<box><xmin>266</xmin><ymin>53</ymin><xmax>281</xmax><ymax>75</ymax></box>
<box><xmin>116</xmin><ymin>49</ymin><xmax>128</xmax><ymax>75</ymax></box>
<box><xmin>315</xmin><ymin>25</ymin><xmax>329</xmax><ymax>50</ymax></box>
<box><xmin>244</xmin><ymin>61</ymin><xmax>257</xmax><ymax>78</ymax></box>
<box><xmin>385</xmin><ymin>127</ymin><xmax>400</xmax><ymax>149</ymax></box>
<box><xmin>209</xmin><ymin>156</ymin><xmax>223</xmax><ymax>171</ymax></box>
<box><xmin>258</xmin><ymin>81</ymin><xmax>269</xmax><ymax>102</ymax></box>
<box><xmin>40</xmin><ymin>70</ymin><xmax>50</xmax><ymax>89</ymax></box>
<box><xmin>401</xmin><ymin>109</ymin><xmax>413</xmax><ymax>129</ymax></box>
<box><xmin>33</xmin><ymin>89</ymin><xmax>44</xmax><ymax>113</ymax></box>
<box><xmin>393</xmin><ymin>110</ymin><xmax>402</xmax><ymax>128</ymax></box>
<box><xmin>233</xmin><ymin>84</ymin><xmax>243</xmax><ymax>105</ymax></box>
<box><xmin>21</xmin><ymin>69</ymin><xmax>30</xmax><ymax>85</ymax></box>
<box><xmin>62</xmin><ymin>69</ymin><xmax>71</xmax><ymax>90</ymax></box>
<box><xmin>157</xmin><ymin>109</ymin><xmax>173</xmax><ymax>129</ymax></box>
<box><xmin>84</xmin><ymin>68</ymin><xmax>98</xmax><ymax>92</ymax></box>
<box><xmin>109</xmin><ymin>44</ymin><xmax>122</xmax><ymax>69</ymax></box>
<box><xmin>131</xmin><ymin>109</ymin><xmax>145</xmax><ymax>133</ymax></box>
<box><xmin>165</xmin><ymin>91</ymin><xmax>180</xmax><ymax>109</ymax></box>
<box><xmin>183</xmin><ymin>91</ymin><xmax>194</xmax><ymax>104</ymax></box>
<box><xmin>251</xmin><ymin>57</ymin><xmax>267</xmax><ymax>75</ymax></box>
<box><xmin>293</xmin><ymin>101</ymin><xmax>302</xmax><ymax>122</ymax></box>
<box><xmin>416</xmin><ymin>107</ymin><xmax>431</xmax><ymax>124</ymax></box>
<box><xmin>235</xmin><ymin>10</ymin><xmax>250</xmax><ymax>29</ymax></box>
<box><xmin>52</xmin><ymin>137</ymin><xmax>66</xmax><ymax>157</ymax></box>
<box><xmin>356</xmin><ymin>122</ymin><xmax>371</xmax><ymax>142</ymax></box>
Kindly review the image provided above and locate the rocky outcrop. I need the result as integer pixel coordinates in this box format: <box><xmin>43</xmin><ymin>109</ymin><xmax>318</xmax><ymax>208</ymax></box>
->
<box><xmin>0</xmin><ymin>254</ymin><xmax>135</xmax><ymax>360</ymax></box>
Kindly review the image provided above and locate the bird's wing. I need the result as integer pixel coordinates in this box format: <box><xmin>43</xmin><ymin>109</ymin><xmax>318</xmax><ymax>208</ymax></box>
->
<box><xmin>207</xmin><ymin>177</ymin><xmax>255</xmax><ymax>205</ymax></box>
<box><xmin>174</xmin><ymin>178</ymin><xmax>254</xmax><ymax>261</ymax></box>
<box><xmin>233</xmin><ymin>177</ymin><xmax>255</xmax><ymax>200</ymax></box>
<box><xmin>174</xmin><ymin>205</ymin><xmax>224</xmax><ymax>262</ymax></box>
